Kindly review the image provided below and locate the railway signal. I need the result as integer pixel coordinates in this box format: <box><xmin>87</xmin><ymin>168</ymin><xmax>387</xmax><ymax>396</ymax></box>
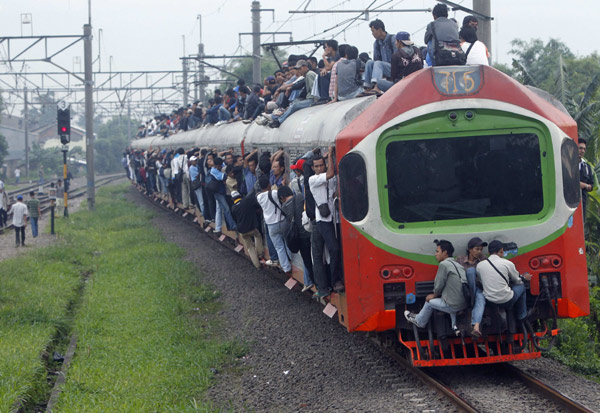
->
<box><xmin>57</xmin><ymin>100</ymin><xmax>71</xmax><ymax>145</ymax></box>
<box><xmin>57</xmin><ymin>100</ymin><xmax>70</xmax><ymax>217</ymax></box>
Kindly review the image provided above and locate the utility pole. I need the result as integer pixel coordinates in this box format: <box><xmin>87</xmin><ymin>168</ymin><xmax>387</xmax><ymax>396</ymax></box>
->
<box><xmin>473</xmin><ymin>0</ymin><xmax>492</xmax><ymax>62</ymax></box>
<box><xmin>251</xmin><ymin>1</ymin><xmax>261</xmax><ymax>85</ymax></box>
<box><xmin>182</xmin><ymin>35</ymin><xmax>188</xmax><ymax>107</ymax></box>
<box><xmin>84</xmin><ymin>23</ymin><xmax>95</xmax><ymax>211</ymax></box>
<box><xmin>197</xmin><ymin>14</ymin><xmax>205</xmax><ymax>103</ymax></box>
<box><xmin>24</xmin><ymin>86</ymin><xmax>29</xmax><ymax>177</ymax></box>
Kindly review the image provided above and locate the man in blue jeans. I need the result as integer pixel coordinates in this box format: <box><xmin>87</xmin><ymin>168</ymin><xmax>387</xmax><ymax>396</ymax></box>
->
<box><xmin>405</xmin><ymin>240</ymin><xmax>467</xmax><ymax>335</ymax></box>
<box><xmin>476</xmin><ymin>240</ymin><xmax>532</xmax><ymax>323</ymax></box>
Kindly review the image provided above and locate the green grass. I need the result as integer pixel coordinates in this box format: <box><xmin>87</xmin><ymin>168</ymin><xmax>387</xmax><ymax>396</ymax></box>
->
<box><xmin>0</xmin><ymin>183</ymin><xmax>243</xmax><ymax>412</ymax></box>
<box><xmin>0</xmin><ymin>229</ymin><xmax>89</xmax><ymax>410</ymax></box>
<box><xmin>53</xmin><ymin>184</ymin><xmax>241</xmax><ymax>412</ymax></box>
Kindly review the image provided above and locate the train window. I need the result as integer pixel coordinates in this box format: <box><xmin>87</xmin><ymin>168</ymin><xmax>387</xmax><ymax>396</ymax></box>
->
<box><xmin>339</xmin><ymin>153</ymin><xmax>368</xmax><ymax>222</ymax></box>
<box><xmin>385</xmin><ymin>133</ymin><xmax>544</xmax><ymax>223</ymax></box>
<box><xmin>561</xmin><ymin>138</ymin><xmax>580</xmax><ymax>208</ymax></box>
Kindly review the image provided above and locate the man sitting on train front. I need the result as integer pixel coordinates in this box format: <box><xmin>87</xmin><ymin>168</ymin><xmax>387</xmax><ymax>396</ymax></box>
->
<box><xmin>405</xmin><ymin>240</ymin><xmax>467</xmax><ymax>335</ymax></box>
<box><xmin>476</xmin><ymin>240</ymin><xmax>532</xmax><ymax>322</ymax></box>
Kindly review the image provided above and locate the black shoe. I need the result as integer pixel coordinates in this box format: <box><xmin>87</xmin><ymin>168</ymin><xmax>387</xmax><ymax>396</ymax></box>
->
<box><xmin>268</xmin><ymin>120</ymin><xmax>280</xmax><ymax>128</ymax></box>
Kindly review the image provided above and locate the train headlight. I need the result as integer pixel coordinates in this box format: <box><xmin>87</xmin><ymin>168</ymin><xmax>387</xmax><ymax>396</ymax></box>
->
<box><xmin>448</xmin><ymin>112</ymin><xmax>458</xmax><ymax>121</ymax></box>
<box><xmin>465</xmin><ymin>110</ymin><xmax>475</xmax><ymax>120</ymax></box>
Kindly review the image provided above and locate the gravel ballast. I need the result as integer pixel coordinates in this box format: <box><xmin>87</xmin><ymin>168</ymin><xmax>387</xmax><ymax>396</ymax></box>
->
<box><xmin>131</xmin><ymin>188</ymin><xmax>600</xmax><ymax>412</ymax></box>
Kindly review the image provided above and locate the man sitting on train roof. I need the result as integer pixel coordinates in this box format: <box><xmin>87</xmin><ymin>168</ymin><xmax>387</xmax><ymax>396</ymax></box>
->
<box><xmin>362</xmin><ymin>19</ymin><xmax>398</xmax><ymax>95</ymax></box>
<box><xmin>405</xmin><ymin>240</ymin><xmax>467</xmax><ymax>335</ymax></box>
<box><xmin>424</xmin><ymin>3</ymin><xmax>461</xmax><ymax>67</ymax></box>
<box><xmin>267</xmin><ymin>60</ymin><xmax>317</xmax><ymax>128</ymax></box>
<box><xmin>375</xmin><ymin>31</ymin><xmax>423</xmax><ymax>93</ymax></box>
<box><xmin>476</xmin><ymin>241</ymin><xmax>532</xmax><ymax>323</ymax></box>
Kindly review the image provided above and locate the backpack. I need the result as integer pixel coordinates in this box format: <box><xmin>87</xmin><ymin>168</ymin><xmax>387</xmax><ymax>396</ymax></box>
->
<box><xmin>398</xmin><ymin>46</ymin><xmax>423</xmax><ymax>78</ymax></box>
<box><xmin>431</xmin><ymin>23</ymin><xmax>466</xmax><ymax>66</ymax></box>
<box><xmin>450</xmin><ymin>261</ymin><xmax>473</xmax><ymax>308</ymax></box>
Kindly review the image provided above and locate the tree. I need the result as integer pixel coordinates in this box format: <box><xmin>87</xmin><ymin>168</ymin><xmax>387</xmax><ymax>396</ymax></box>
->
<box><xmin>225</xmin><ymin>47</ymin><xmax>287</xmax><ymax>87</ymax></box>
<box><xmin>94</xmin><ymin>116</ymin><xmax>136</xmax><ymax>173</ymax></box>
<box><xmin>0</xmin><ymin>134</ymin><xmax>8</xmax><ymax>167</ymax></box>
<box><xmin>22</xmin><ymin>91</ymin><xmax>57</xmax><ymax>130</ymax></box>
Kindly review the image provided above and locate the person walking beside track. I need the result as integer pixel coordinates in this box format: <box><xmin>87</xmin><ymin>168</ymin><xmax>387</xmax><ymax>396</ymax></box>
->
<box><xmin>8</xmin><ymin>195</ymin><xmax>28</xmax><ymax>247</ymax></box>
<box><xmin>26</xmin><ymin>191</ymin><xmax>41</xmax><ymax>238</ymax></box>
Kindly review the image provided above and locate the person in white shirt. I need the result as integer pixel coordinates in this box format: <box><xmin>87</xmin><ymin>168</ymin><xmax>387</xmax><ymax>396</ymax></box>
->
<box><xmin>308</xmin><ymin>147</ymin><xmax>343</xmax><ymax>298</ymax></box>
<box><xmin>476</xmin><ymin>240</ymin><xmax>532</xmax><ymax>321</ymax></box>
<box><xmin>8</xmin><ymin>195</ymin><xmax>28</xmax><ymax>247</ymax></box>
<box><xmin>256</xmin><ymin>174</ymin><xmax>292</xmax><ymax>274</ymax></box>
<box><xmin>459</xmin><ymin>25</ymin><xmax>489</xmax><ymax>66</ymax></box>
<box><xmin>14</xmin><ymin>168</ymin><xmax>21</xmax><ymax>185</ymax></box>
<box><xmin>171</xmin><ymin>148</ymin><xmax>190</xmax><ymax>208</ymax></box>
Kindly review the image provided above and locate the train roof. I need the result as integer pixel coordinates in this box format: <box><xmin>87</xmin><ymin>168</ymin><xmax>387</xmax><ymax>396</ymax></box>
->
<box><xmin>336</xmin><ymin>65</ymin><xmax>578</xmax><ymax>147</ymax></box>
<box><xmin>131</xmin><ymin>95</ymin><xmax>376</xmax><ymax>151</ymax></box>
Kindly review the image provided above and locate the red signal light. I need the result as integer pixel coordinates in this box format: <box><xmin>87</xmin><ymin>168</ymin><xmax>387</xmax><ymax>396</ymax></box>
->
<box><xmin>61</xmin><ymin>126</ymin><xmax>67</xmax><ymax>133</ymax></box>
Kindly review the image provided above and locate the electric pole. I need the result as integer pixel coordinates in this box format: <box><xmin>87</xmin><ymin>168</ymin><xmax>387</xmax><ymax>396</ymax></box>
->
<box><xmin>473</xmin><ymin>0</ymin><xmax>492</xmax><ymax>62</ymax></box>
<box><xmin>251</xmin><ymin>1</ymin><xmax>261</xmax><ymax>85</ymax></box>
<box><xmin>24</xmin><ymin>86</ymin><xmax>29</xmax><ymax>177</ymax></box>
<box><xmin>84</xmin><ymin>23</ymin><xmax>95</xmax><ymax>211</ymax></box>
<box><xmin>198</xmin><ymin>14</ymin><xmax>205</xmax><ymax>103</ymax></box>
<box><xmin>182</xmin><ymin>35</ymin><xmax>188</xmax><ymax>107</ymax></box>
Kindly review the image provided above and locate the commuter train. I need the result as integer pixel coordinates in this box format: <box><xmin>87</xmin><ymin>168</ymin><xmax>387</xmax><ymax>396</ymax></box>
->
<box><xmin>132</xmin><ymin>65</ymin><xmax>589</xmax><ymax>367</ymax></box>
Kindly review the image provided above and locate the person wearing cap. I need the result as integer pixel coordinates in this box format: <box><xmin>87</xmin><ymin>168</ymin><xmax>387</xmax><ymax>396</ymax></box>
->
<box><xmin>231</xmin><ymin>190</ymin><xmax>265</xmax><ymax>269</ymax></box>
<box><xmin>376</xmin><ymin>31</ymin><xmax>423</xmax><ymax>93</ymax></box>
<box><xmin>243</xmin><ymin>85</ymin><xmax>264</xmax><ymax>122</ymax></box>
<box><xmin>457</xmin><ymin>237</ymin><xmax>488</xmax><ymax>337</ymax></box>
<box><xmin>362</xmin><ymin>19</ymin><xmax>398</xmax><ymax>95</ymax></box>
<box><xmin>290</xmin><ymin>159</ymin><xmax>306</xmax><ymax>196</ymax></box>
<box><xmin>268</xmin><ymin>59</ymin><xmax>317</xmax><ymax>128</ymax></box>
<box><xmin>476</xmin><ymin>240</ymin><xmax>533</xmax><ymax>323</ymax></box>
<box><xmin>405</xmin><ymin>240</ymin><xmax>468</xmax><ymax>335</ymax></box>
<box><xmin>8</xmin><ymin>195</ymin><xmax>28</xmax><ymax>247</ymax></box>
<box><xmin>262</xmin><ymin>76</ymin><xmax>278</xmax><ymax>103</ymax></box>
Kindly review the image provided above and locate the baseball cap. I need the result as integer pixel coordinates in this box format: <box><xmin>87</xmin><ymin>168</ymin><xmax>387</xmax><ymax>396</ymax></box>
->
<box><xmin>290</xmin><ymin>159</ymin><xmax>305</xmax><ymax>171</ymax></box>
<box><xmin>17</xmin><ymin>195</ymin><xmax>23</xmax><ymax>201</ymax></box>
<box><xmin>294</xmin><ymin>59</ymin><xmax>308</xmax><ymax>69</ymax></box>
<box><xmin>488</xmin><ymin>240</ymin><xmax>505</xmax><ymax>254</ymax></box>
<box><xmin>189</xmin><ymin>156</ymin><xmax>198</xmax><ymax>161</ymax></box>
<box><xmin>230</xmin><ymin>191</ymin><xmax>241</xmax><ymax>199</ymax></box>
<box><xmin>467</xmin><ymin>237</ymin><xmax>488</xmax><ymax>249</ymax></box>
<box><xmin>266</xmin><ymin>75</ymin><xmax>276</xmax><ymax>83</ymax></box>
<box><xmin>395</xmin><ymin>31</ymin><xmax>414</xmax><ymax>45</ymax></box>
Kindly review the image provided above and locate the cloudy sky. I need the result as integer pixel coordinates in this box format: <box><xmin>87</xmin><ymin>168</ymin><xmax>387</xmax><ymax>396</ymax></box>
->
<box><xmin>0</xmin><ymin>1</ymin><xmax>597</xmax><ymax>83</ymax></box>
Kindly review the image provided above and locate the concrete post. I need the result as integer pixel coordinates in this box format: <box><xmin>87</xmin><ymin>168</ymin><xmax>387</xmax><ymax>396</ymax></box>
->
<box><xmin>473</xmin><ymin>0</ymin><xmax>492</xmax><ymax>63</ymax></box>
<box><xmin>84</xmin><ymin>24</ymin><xmax>95</xmax><ymax>210</ymax></box>
<box><xmin>251</xmin><ymin>1</ymin><xmax>261</xmax><ymax>85</ymax></box>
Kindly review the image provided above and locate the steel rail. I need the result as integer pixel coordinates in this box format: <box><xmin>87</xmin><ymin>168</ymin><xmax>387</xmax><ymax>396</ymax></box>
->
<box><xmin>369</xmin><ymin>337</ymin><xmax>481</xmax><ymax>413</ymax></box>
<box><xmin>134</xmin><ymin>185</ymin><xmax>596</xmax><ymax>413</ymax></box>
<box><xmin>501</xmin><ymin>363</ymin><xmax>596</xmax><ymax>413</ymax></box>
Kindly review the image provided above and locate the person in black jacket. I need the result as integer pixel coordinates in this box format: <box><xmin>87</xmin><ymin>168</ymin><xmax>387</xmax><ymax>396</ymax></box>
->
<box><xmin>278</xmin><ymin>185</ymin><xmax>315</xmax><ymax>291</ymax></box>
<box><xmin>579</xmin><ymin>138</ymin><xmax>595</xmax><ymax>222</ymax></box>
<box><xmin>231</xmin><ymin>191</ymin><xmax>264</xmax><ymax>269</ymax></box>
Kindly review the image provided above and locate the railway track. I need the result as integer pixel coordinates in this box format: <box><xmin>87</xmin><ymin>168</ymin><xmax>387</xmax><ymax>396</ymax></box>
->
<box><xmin>371</xmin><ymin>335</ymin><xmax>596</xmax><ymax>413</ymax></box>
<box><xmin>2</xmin><ymin>173</ymin><xmax>124</xmax><ymax>232</ymax></box>
<box><xmin>135</xmin><ymin>185</ymin><xmax>597</xmax><ymax>413</ymax></box>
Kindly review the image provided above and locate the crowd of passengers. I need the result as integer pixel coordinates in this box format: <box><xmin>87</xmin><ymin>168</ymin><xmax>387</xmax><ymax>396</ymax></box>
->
<box><xmin>136</xmin><ymin>5</ymin><xmax>489</xmax><ymax>135</ymax></box>
<box><xmin>124</xmin><ymin>145</ymin><xmax>534</xmax><ymax>338</ymax></box>
<box><xmin>124</xmin><ymin>145</ymin><xmax>344</xmax><ymax>298</ymax></box>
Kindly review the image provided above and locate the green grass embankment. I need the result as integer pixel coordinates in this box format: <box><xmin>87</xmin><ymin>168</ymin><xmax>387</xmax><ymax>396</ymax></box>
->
<box><xmin>1</xmin><ymin>184</ymin><xmax>243</xmax><ymax>411</ymax></box>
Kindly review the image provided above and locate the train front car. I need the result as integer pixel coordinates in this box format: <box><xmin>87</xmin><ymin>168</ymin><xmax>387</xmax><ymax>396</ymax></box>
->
<box><xmin>335</xmin><ymin>65</ymin><xmax>589</xmax><ymax>367</ymax></box>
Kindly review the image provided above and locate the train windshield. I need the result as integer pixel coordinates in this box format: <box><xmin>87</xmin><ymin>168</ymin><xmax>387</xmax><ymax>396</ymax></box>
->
<box><xmin>386</xmin><ymin>133</ymin><xmax>544</xmax><ymax>223</ymax></box>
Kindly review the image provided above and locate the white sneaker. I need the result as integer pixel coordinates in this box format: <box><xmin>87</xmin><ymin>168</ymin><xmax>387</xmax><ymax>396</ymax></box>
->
<box><xmin>404</xmin><ymin>310</ymin><xmax>422</xmax><ymax>328</ymax></box>
<box><xmin>265</xmin><ymin>259</ymin><xmax>279</xmax><ymax>267</ymax></box>
<box><xmin>255</xmin><ymin>116</ymin><xmax>268</xmax><ymax>125</ymax></box>
<box><xmin>301</xmin><ymin>284</ymin><xmax>314</xmax><ymax>293</ymax></box>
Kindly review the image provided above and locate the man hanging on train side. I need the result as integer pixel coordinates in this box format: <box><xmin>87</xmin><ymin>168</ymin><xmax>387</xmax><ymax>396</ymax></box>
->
<box><xmin>405</xmin><ymin>240</ymin><xmax>467</xmax><ymax>335</ymax></box>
